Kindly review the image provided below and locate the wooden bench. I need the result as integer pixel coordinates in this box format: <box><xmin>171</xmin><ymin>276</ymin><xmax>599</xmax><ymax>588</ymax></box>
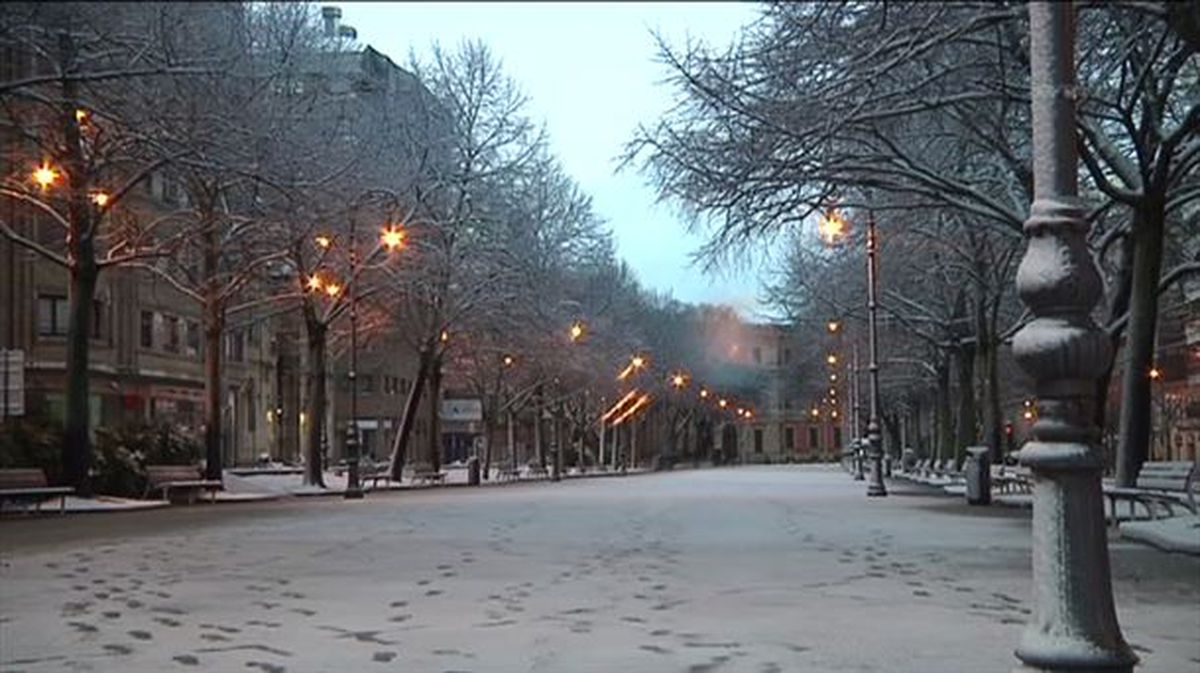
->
<box><xmin>412</xmin><ymin>470</ymin><xmax>447</xmax><ymax>486</ymax></box>
<box><xmin>993</xmin><ymin>465</ymin><xmax>1032</xmax><ymax>494</ymax></box>
<box><xmin>1104</xmin><ymin>461</ymin><xmax>1197</xmax><ymax>526</ymax></box>
<box><xmin>363</xmin><ymin>465</ymin><xmax>397</xmax><ymax>489</ymax></box>
<box><xmin>144</xmin><ymin>465</ymin><xmax>222</xmax><ymax>504</ymax></box>
<box><xmin>0</xmin><ymin>468</ymin><xmax>73</xmax><ymax>513</ymax></box>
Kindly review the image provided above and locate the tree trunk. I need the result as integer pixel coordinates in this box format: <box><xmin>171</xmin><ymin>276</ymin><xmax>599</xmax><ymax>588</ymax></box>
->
<box><xmin>533</xmin><ymin>384</ymin><xmax>545</xmax><ymax>468</ymax></box>
<box><xmin>506</xmin><ymin>410</ymin><xmax>515</xmax><ymax>472</ymax></box>
<box><xmin>935</xmin><ymin>362</ymin><xmax>952</xmax><ymax>462</ymax></box>
<box><xmin>978</xmin><ymin>298</ymin><xmax>1004</xmax><ymax>463</ymax></box>
<box><xmin>427</xmin><ymin>355</ymin><xmax>442</xmax><ymax>472</ymax></box>
<box><xmin>482</xmin><ymin>409</ymin><xmax>493</xmax><ymax>480</ymax></box>
<box><xmin>203</xmin><ymin>302</ymin><xmax>224</xmax><ymax>481</ymax></box>
<box><xmin>59</xmin><ymin>28</ymin><xmax>96</xmax><ymax>493</ymax></box>
<box><xmin>388</xmin><ymin>348</ymin><xmax>430</xmax><ymax>480</ymax></box>
<box><xmin>954</xmin><ymin>342</ymin><xmax>977</xmax><ymax>467</ymax></box>
<box><xmin>303</xmin><ymin>320</ymin><xmax>327</xmax><ymax>487</ymax></box>
<box><xmin>1096</xmin><ymin>230</ymin><xmax>1134</xmax><ymax>461</ymax></box>
<box><xmin>1115</xmin><ymin>203</ymin><xmax>1165</xmax><ymax>486</ymax></box>
<box><xmin>62</xmin><ymin>257</ymin><xmax>97</xmax><ymax>492</ymax></box>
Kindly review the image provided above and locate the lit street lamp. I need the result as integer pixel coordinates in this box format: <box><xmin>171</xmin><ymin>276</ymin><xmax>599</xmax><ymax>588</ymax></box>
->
<box><xmin>818</xmin><ymin>207</ymin><xmax>886</xmax><ymax>497</ymax></box>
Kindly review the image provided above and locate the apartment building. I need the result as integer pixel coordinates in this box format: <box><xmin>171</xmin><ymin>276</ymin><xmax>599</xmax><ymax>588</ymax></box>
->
<box><xmin>1</xmin><ymin>5</ymin><xmax>442</xmax><ymax>469</ymax></box>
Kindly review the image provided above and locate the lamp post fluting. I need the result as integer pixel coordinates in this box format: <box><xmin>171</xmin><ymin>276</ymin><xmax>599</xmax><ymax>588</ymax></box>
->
<box><xmin>1010</xmin><ymin>4</ymin><xmax>1133</xmax><ymax>671</ymax></box>
<box><xmin>344</xmin><ymin>218</ymin><xmax>363</xmax><ymax>500</ymax></box>
<box><xmin>864</xmin><ymin>213</ymin><xmax>886</xmax><ymax>497</ymax></box>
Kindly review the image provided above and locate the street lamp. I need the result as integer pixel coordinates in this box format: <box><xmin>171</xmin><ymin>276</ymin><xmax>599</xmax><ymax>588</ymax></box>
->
<box><xmin>818</xmin><ymin>207</ymin><xmax>886</xmax><ymax>497</ymax></box>
<box><xmin>343</xmin><ymin>221</ymin><xmax>408</xmax><ymax>500</ymax></box>
<box><xmin>1011</xmin><ymin>4</ymin><xmax>1134</xmax><ymax>671</ymax></box>
<box><xmin>31</xmin><ymin>163</ymin><xmax>59</xmax><ymax>190</ymax></box>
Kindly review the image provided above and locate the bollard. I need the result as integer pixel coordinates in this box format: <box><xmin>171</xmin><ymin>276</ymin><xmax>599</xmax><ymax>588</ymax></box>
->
<box><xmin>965</xmin><ymin>446</ymin><xmax>990</xmax><ymax>505</ymax></box>
<box><xmin>467</xmin><ymin>456</ymin><xmax>480</xmax><ymax>486</ymax></box>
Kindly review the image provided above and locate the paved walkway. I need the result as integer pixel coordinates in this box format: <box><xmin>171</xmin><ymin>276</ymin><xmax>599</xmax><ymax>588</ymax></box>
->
<box><xmin>1</xmin><ymin>466</ymin><xmax>1197</xmax><ymax>672</ymax></box>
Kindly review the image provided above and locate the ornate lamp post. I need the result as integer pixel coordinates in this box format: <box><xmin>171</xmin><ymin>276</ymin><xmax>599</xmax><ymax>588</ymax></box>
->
<box><xmin>863</xmin><ymin>213</ymin><xmax>886</xmax><ymax>497</ymax></box>
<box><xmin>818</xmin><ymin>209</ymin><xmax>885</xmax><ymax>496</ymax></box>
<box><xmin>1011</xmin><ymin>4</ymin><xmax>1134</xmax><ymax>671</ymax></box>
<box><xmin>344</xmin><ymin>217</ymin><xmax>363</xmax><ymax>499</ymax></box>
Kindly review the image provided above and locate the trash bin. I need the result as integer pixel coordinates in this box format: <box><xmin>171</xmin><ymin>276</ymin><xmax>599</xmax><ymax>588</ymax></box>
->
<box><xmin>467</xmin><ymin>456</ymin><xmax>481</xmax><ymax>486</ymax></box>
<box><xmin>965</xmin><ymin>446</ymin><xmax>991</xmax><ymax>505</ymax></box>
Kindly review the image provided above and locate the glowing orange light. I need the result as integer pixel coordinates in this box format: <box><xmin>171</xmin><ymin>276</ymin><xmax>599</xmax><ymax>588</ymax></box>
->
<box><xmin>306</xmin><ymin>275</ymin><xmax>323</xmax><ymax>291</ymax></box>
<box><xmin>830</xmin><ymin>374</ymin><xmax>838</xmax><ymax>382</ymax></box>
<box><xmin>744</xmin><ymin>410</ymin><xmax>753</xmax><ymax>419</ymax></box>
<box><xmin>699</xmin><ymin>388</ymin><xmax>709</xmax><ymax>399</ymax></box>
<box><xmin>32</xmin><ymin>163</ymin><xmax>59</xmax><ymax>189</ymax></box>
<box><xmin>440</xmin><ymin>330</ymin><xmax>449</xmax><ymax>343</ymax></box>
<box><xmin>827</xmin><ymin>320</ymin><xmax>840</xmax><ymax>333</ymax></box>
<box><xmin>602</xmin><ymin>390</ymin><xmax>640</xmax><ymax>422</ymax></box>
<box><xmin>632</xmin><ymin>356</ymin><xmax>645</xmax><ymax>369</ymax></box>
<box><xmin>569</xmin><ymin>321</ymin><xmax>585</xmax><ymax>342</ymax></box>
<box><xmin>90</xmin><ymin>191</ymin><xmax>110</xmax><ymax>207</ymax></box>
<box><xmin>827</xmin><ymin>354</ymin><xmax>838</xmax><ymax>365</ymax></box>
<box><xmin>670</xmin><ymin>373</ymin><xmax>686</xmax><ymax>388</ymax></box>
<box><xmin>1023</xmin><ymin>410</ymin><xmax>1034</xmax><ymax>420</ymax></box>
<box><xmin>612</xmin><ymin>394</ymin><xmax>651</xmax><ymax>425</ymax></box>
<box><xmin>818</xmin><ymin>209</ymin><xmax>848</xmax><ymax>245</ymax></box>
<box><xmin>380</xmin><ymin>226</ymin><xmax>405</xmax><ymax>250</ymax></box>
<box><xmin>718</xmin><ymin>399</ymin><xmax>728</xmax><ymax>409</ymax></box>
<box><xmin>811</xmin><ymin>407</ymin><xmax>820</xmax><ymax>417</ymax></box>
<box><xmin>1149</xmin><ymin>367</ymin><xmax>1161</xmax><ymax>380</ymax></box>
<box><xmin>831</xmin><ymin>410</ymin><xmax>839</xmax><ymax>419</ymax></box>
<box><xmin>829</xmin><ymin>388</ymin><xmax>837</xmax><ymax>397</ymax></box>
<box><xmin>503</xmin><ymin>355</ymin><xmax>514</xmax><ymax>367</ymax></box>
<box><xmin>324</xmin><ymin>282</ymin><xmax>342</xmax><ymax>297</ymax></box>
<box><xmin>75</xmin><ymin>109</ymin><xmax>89</xmax><ymax>124</ymax></box>
<box><xmin>315</xmin><ymin>235</ymin><xmax>332</xmax><ymax>248</ymax></box>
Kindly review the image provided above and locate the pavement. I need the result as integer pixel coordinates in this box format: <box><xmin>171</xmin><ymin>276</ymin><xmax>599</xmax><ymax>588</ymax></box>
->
<box><xmin>1</xmin><ymin>465</ymin><xmax>1197</xmax><ymax>673</ymax></box>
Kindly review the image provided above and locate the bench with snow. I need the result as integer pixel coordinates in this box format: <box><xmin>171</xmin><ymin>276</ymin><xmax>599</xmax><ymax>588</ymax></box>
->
<box><xmin>497</xmin><ymin>467</ymin><xmax>522</xmax><ymax>482</ymax></box>
<box><xmin>526</xmin><ymin>463</ymin><xmax>549</xmax><ymax>479</ymax></box>
<box><xmin>411</xmin><ymin>470</ymin><xmax>447</xmax><ymax>486</ymax></box>
<box><xmin>1103</xmin><ymin>461</ymin><xmax>1197</xmax><ymax>527</ymax></box>
<box><xmin>363</xmin><ymin>465</ymin><xmax>398</xmax><ymax>489</ymax></box>
<box><xmin>993</xmin><ymin>465</ymin><xmax>1032</xmax><ymax>494</ymax></box>
<box><xmin>0</xmin><ymin>468</ymin><xmax>73</xmax><ymax>513</ymax></box>
<box><xmin>144</xmin><ymin>465</ymin><xmax>221</xmax><ymax>504</ymax></box>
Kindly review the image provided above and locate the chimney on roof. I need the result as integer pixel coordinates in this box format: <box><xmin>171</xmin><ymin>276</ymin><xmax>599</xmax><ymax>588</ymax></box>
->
<box><xmin>321</xmin><ymin>6</ymin><xmax>342</xmax><ymax>38</ymax></box>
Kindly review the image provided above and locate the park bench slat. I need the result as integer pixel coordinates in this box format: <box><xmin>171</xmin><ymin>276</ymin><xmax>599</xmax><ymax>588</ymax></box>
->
<box><xmin>0</xmin><ymin>468</ymin><xmax>72</xmax><ymax>513</ymax></box>
<box><xmin>1103</xmin><ymin>461</ymin><xmax>1197</xmax><ymax>527</ymax></box>
<box><xmin>144</xmin><ymin>465</ymin><xmax>221</xmax><ymax>504</ymax></box>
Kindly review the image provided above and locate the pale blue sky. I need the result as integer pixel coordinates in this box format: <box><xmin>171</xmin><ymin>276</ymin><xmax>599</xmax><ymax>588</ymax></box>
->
<box><xmin>336</xmin><ymin>1</ymin><xmax>772</xmax><ymax>316</ymax></box>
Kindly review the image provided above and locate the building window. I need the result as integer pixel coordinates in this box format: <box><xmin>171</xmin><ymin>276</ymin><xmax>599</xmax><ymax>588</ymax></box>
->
<box><xmin>399</xmin><ymin>378</ymin><xmax>409</xmax><ymax>395</ymax></box>
<box><xmin>754</xmin><ymin>428</ymin><xmax>764</xmax><ymax>453</ymax></box>
<box><xmin>361</xmin><ymin>375</ymin><xmax>375</xmax><ymax>393</ymax></box>
<box><xmin>785</xmin><ymin>426</ymin><xmax>795</xmax><ymax>450</ymax></box>
<box><xmin>37</xmin><ymin>295</ymin><xmax>69</xmax><ymax>336</ymax></box>
<box><xmin>783</xmin><ymin>348</ymin><xmax>792</xmax><ymax>365</ymax></box>
<box><xmin>809</xmin><ymin>426</ymin><xmax>820</xmax><ymax>451</ymax></box>
<box><xmin>246</xmin><ymin>386</ymin><xmax>257</xmax><ymax>433</ymax></box>
<box><xmin>164</xmin><ymin>316</ymin><xmax>180</xmax><ymax>353</ymax></box>
<box><xmin>140</xmin><ymin>310</ymin><xmax>154</xmax><ymax>348</ymax></box>
<box><xmin>91</xmin><ymin>300</ymin><xmax>105</xmax><ymax>339</ymax></box>
<box><xmin>186</xmin><ymin>320</ymin><xmax>201</xmax><ymax>356</ymax></box>
<box><xmin>226</xmin><ymin>330</ymin><xmax>244</xmax><ymax>362</ymax></box>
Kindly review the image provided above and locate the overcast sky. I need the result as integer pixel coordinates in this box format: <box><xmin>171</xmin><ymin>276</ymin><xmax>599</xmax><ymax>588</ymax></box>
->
<box><xmin>336</xmin><ymin>2</ymin><xmax>773</xmax><ymax>316</ymax></box>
